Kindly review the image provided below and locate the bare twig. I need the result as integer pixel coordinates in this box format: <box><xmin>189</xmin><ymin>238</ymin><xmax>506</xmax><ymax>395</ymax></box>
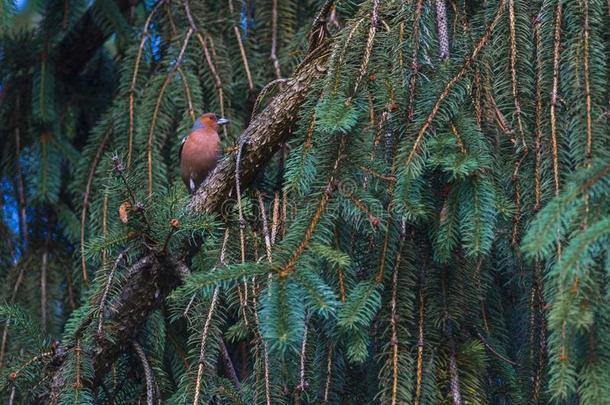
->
<box><xmin>147</xmin><ymin>29</ymin><xmax>193</xmax><ymax>195</ymax></box>
<box><xmin>132</xmin><ymin>341</ymin><xmax>155</xmax><ymax>405</ymax></box>
<box><xmin>192</xmin><ymin>287</ymin><xmax>219</xmax><ymax>405</ymax></box>
<box><xmin>40</xmin><ymin>223</ymin><xmax>50</xmax><ymax>333</ymax></box>
<box><xmin>252</xmin><ymin>295</ymin><xmax>272</xmax><ymax>405</ymax></box>
<box><xmin>228</xmin><ymin>0</ymin><xmax>254</xmax><ymax>90</ymax></box>
<box><xmin>270</xmin><ymin>0</ymin><xmax>282</xmax><ymax>81</ymax></box>
<box><xmin>550</xmin><ymin>2</ymin><xmax>562</xmax><ymax>196</ymax></box>
<box><xmin>477</xmin><ymin>332</ymin><xmax>519</xmax><ymax>366</ymax></box>
<box><xmin>98</xmin><ymin>250</ymin><xmax>129</xmax><ymax>336</ymax></box>
<box><xmin>322</xmin><ymin>344</ymin><xmax>334</xmax><ymax>403</ymax></box>
<box><xmin>408</xmin><ymin>0</ymin><xmax>424</xmax><ymax>120</ymax></box>
<box><xmin>295</xmin><ymin>320</ymin><xmax>309</xmax><ymax>401</ymax></box>
<box><xmin>129</xmin><ymin>0</ymin><xmax>164</xmax><ymax>166</ymax></box>
<box><xmin>13</xmin><ymin>105</ymin><xmax>28</xmax><ymax>248</ymax></box>
<box><xmin>80</xmin><ymin>127</ymin><xmax>112</xmax><ymax>286</ymax></box>
<box><xmin>257</xmin><ymin>192</ymin><xmax>274</xmax><ymax>264</ymax></box>
<box><xmin>389</xmin><ymin>222</ymin><xmax>406</xmax><ymax>405</ymax></box>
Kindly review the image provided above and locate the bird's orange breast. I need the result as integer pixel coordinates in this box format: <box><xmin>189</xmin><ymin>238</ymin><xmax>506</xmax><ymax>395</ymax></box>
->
<box><xmin>180</xmin><ymin>129</ymin><xmax>220</xmax><ymax>192</ymax></box>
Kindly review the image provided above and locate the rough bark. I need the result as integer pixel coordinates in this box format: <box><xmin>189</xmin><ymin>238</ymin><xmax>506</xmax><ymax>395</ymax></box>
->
<box><xmin>46</xmin><ymin>40</ymin><xmax>330</xmax><ymax>403</ymax></box>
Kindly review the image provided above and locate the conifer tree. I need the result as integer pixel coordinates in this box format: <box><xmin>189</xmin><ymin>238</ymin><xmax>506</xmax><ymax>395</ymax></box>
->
<box><xmin>0</xmin><ymin>0</ymin><xmax>608</xmax><ymax>403</ymax></box>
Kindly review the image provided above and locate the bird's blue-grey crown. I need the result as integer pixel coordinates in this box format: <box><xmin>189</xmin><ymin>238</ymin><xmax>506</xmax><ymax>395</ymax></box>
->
<box><xmin>191</xmin><ymin>116</ymin><xmax>229</xmax><ymax>131</ymax></box>
<box><xmin>192</xmin><ymin>120</ymin><xmax>205</xmax><ymax>131</ymax></box>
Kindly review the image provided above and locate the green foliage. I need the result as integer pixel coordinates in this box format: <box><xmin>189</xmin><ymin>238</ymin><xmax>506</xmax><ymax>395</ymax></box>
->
<box><xmin>0</xmin><ymin>0</ymin><xmax>608</xmax><ymax>403</ymax></box>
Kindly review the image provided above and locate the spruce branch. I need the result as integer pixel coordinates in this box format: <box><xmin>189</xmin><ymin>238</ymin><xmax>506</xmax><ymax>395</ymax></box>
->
<box><xmin>533</xmin><ymin>14</ymin><xmax>544</xmax><ymax>211</ymax></box>
<box><xmin>112</xmin><ymin>155</ymin><xmax>153</xmax><ymax>233</ymax></box>
<box><xmin>294</xmin><ymin>319</ymin><xmax>309</xmax><ymax>404</ymax></box>
<box><xmin>252</xmin><ymin>291</ymin><xmax>272</xmax><ymax>405</ymax></box>
<box><xmin>414</xmin><ymin>282</ymin><xmax>425</xmax><ymax>405</ymax></box>
<box><xmin>228</xmin><ymin>0</ymin><xmax>254</xmax><ymax>91</ymax></box>
<box><xmin>581</xmin><ymin>0</ymin><xmax>592</xmax><ymax>164</ymax></box>
<box><xmin>550</xmin><ymin>1</ymin><xmax>563</xmax><ymax>196</ymax></box>
<box><xmin>507</xmin><ymin>0</ymin><xmax>528</xmax><ymax>246</ymax></box>
<box><xmin>129</xmin><ymin>0</ymin><xmax>165</xmax><ymax>167</ymax></box>
<box><xmin>404</xmin><ymin>0</ymin><xmax>506</xmax><ymax>172</ymax></box>
<box><xmin>97</xmin><ymin>250</ymin><xmax>128</xmax><ymax>338</ymax></box>
<box><xmin>322</xmin><ymin>344</ymin><xmax>334</xmax><ymax>403</ymax></box>
<box><xmin>40</xmin><ymin>223</ymin><xmax>50</xmax><ymax>333</ymax></box>
<box><xmin>146</xmin><ymin>28</ymin><xmax>193</xmax><ymax>196</ymax></box>
<box><xmin>408</xmin><ymin>0</ymin><xmax>424</xmax><ymax>120</ymax></box>
<box><xmin>280</xmin><ymin>136</ymin><xmax>346</xmax><ymax>276</ymax></box>
<box><xmin>388</xmin><ymin>221</ymin><xmax>407</xmax><ymax>405</ymax></box>
<box><xmin>192</xmin><ymin>286</ymin><xmax>219</xmax><ymax>405</ymax></box>
<box><xmin>235</xmin><ymin>142</ymin><xmax>249</xmax><ymax>316</ymax></box>
<box><xmin>348</xmin><ymin>0</ymin><xmax>379</xmax><ymax>101</ymax></box>
<box><xmin>177</xmin><ymin>66</ymin><xmax>196</xmax><ymax>123</ymax></box>
<box><xmin>80</xmin><ymin>127</ymin><xmax>112</xmax><ymax>286</ymax></box>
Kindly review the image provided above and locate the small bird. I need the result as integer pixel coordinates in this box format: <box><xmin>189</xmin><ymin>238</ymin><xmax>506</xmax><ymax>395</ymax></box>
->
<box><xmin>179</xmin><ymin>113</ymin><xmax>229</xmax><ymax>193</ymax></box>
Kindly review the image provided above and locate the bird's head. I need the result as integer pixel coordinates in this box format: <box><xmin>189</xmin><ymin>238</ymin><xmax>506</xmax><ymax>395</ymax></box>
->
<box><xmin>193</xmin><ymin>112</ymin><xmax>230</xmax><ymax>132</ymax></box>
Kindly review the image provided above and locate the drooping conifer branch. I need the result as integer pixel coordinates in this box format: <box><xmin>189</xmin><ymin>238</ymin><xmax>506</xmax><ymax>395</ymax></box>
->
<box><xmin>550</xmin><ymin>2</ymin><xmax>563</xmax><ymax>196</ymax></box>
<box><xmin>147</xmin><ymin>29</ymin><xmax>193</xmax><ymax>196</ymax></box>
<box><xmin>280</xmin><ymin>136</ymin><xmax>346</xmax><ymax>276</ymax></box>
<box><xmin>581</xmin><ymin>0</ymin><xmax>592</xmax><ymax>164</ymax></box>
<box><xmin>404</xmin><ymin>0</ymin><xmax>506</xmax><ymax>170</ymax></box>
<box><xmin>228</xmin><ymin>0</ymin><xmax>254</xmax><ymax>91</ymax></box>
<box><xmin>80</xmin><ymin>126</ymin><xmax>112</xmax><ymax>285</ymax></box>
<box><xmin>192</xmin><ymin>286</ymin><xmax>219</xmax><ymax>405</ymax></box>
<box><xmin>413</xmin><ymin>281</ymin><xmax>425</xmax><ymax>405</ymax></box>
<box><xmin>408</xmin><ymin>0</ymin><xmax>424</xmax><ymax>120</ymax></box>
<box><xmin>129</xmin><ymin>0</ymin><xmax>163</xmax><ymax>167</ymax></box>
<box><xmin>252</xmin><ymin>289</ymin><xmax>272</xmax><ymax>405</ymax></box>
<box><xmin>389</xmin><ymin>224</ymin><xmax>406</xmax><ymax>405</ymax></box>
<box><xmin>177</xmin><ymin>67</ymin><xmax>196</xmax><ymax>123</ymax></box>
<box><xmin>323</xmin><ymin>344</ymin><xmax>334</xmax><ymax>403</ymax></box>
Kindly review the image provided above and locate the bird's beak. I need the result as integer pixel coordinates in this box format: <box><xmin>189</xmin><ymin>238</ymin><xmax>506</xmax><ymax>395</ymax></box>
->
<box><xmin>217</xmin><ymin>118</ymin><xmax>230</xmax><ymax>126</ymax></box>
